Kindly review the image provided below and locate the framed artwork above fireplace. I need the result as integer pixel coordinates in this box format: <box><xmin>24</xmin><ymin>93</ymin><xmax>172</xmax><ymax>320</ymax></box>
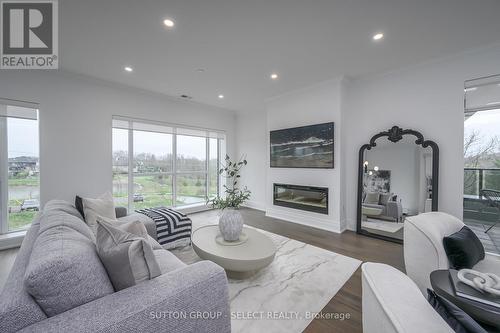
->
<box><xmin>270</xmin><ymin>122</ymin><xmax>334</xmax><ymax>168</ymax></box>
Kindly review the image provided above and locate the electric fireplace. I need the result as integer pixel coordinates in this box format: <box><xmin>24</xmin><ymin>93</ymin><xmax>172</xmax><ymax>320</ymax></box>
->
<box><xmin>273</xmin><ymin>183</ymin><xmax>328</xmax><ymax>214</ymax></box>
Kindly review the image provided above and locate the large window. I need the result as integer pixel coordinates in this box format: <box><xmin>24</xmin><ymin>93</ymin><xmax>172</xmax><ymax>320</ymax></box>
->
<box><xmin>112</xmin><ymin>117</ymin><xmax>225</xmax><ymax>211</ymax></box>
<box><xmin>463</xmin><ymin>75</ymin><xmax>500</xmax><ymax>254</ymax></box>
<box><xmin>0</xmin><ymin>102</ymin><xmax>39</xmax><ymax>234</ymax></box>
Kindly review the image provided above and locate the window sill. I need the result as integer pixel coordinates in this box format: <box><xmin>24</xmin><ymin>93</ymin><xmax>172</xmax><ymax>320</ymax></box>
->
<box><xmin>0</xmin><ymin>230</ymin><xmax>26</xmax><ymax>250</ymax></box>
<box><xmin>176</xmin><ymin>203</ymin><xmax>212</xmax><ymax>215</ymax></box>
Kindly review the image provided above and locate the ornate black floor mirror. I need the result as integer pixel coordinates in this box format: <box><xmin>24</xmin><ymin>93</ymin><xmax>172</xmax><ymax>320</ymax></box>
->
<box><xmin>356</xmin><ymin>126</ymin><xmax>439</xmax><ymax>244</ymax></box>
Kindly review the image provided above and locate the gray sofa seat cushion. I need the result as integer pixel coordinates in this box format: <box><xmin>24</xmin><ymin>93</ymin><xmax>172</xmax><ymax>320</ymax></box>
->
<box><xmin>0</xmin><ymin>218</ymin><xmax>47</xmax><ymax>333</ymax></box>
<box><xmin>24</xmin><ymin>214</ymin><xmax>114</xmax><ymax>317</ymax></box>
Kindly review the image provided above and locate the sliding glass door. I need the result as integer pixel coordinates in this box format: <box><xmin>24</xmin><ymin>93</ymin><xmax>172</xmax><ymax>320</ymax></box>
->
<box><xmin>464</xmin><ymin>75</ymin><xmax>500</xmax><ymax>254</ymax></box>
<box><xmin>0</xmin><ymin>102</ymin><xmax>39</xmax><ymax>234</ymax></box>
<box><xmin>112</xmin><ymin>117</ymin><xmax>225</xmax><ymax>212</ymax></box>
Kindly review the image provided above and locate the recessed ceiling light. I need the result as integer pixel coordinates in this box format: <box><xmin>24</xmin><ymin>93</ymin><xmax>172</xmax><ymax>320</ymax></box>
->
<box><xmin>218</xmin><ymin>94</ymin><xmax>224</xmax><ymax>99</ymax></box>
<box><xmin>163</xmin><ymin>19</ymin><xmax>175</xmax><ymax>28</ymax></box>
<box><xmin>373</xmin><ymin>33</ymin><xmax>384</xmax><ymax>41</ymax></box>
<box><xmin>124</xmin><ymin>66</ymin><xmax>133</xmax><ymax>72</ymax></box>
<box><xmin>270</xmin><ymin>73</ymin><xmax>279</xmax><ymax>80</ymax></box>
<box><xmin>374</xmin><ymin>166</ymin><xmax>379</xmax><ymax>171</ymax></box>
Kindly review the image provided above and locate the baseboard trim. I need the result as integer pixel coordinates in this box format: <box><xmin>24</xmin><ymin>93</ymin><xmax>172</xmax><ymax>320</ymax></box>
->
<box><xmin>265</xmin><ymin>207</ymin><xmax>342</xmax><ymax>233</ymax></box>
<box><xmin>242</xmin><ymin>200</ymin><xmax>266</xmax><ymax>212</ymax></box>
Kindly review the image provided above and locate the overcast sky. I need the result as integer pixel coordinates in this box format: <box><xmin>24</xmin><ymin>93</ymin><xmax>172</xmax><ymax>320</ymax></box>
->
<box><xmin>7</xmin><ymin>118</ymin><xmax>39</xmax><ymax>158</ymax></box>
<box><xmin>113</xmin><ymin>128</ymin><xmax>217</xmax><ymax>159</ymax></box>
<box><xmin>464</xmin><ymin>108</ymin><xmax>500</xmax><ymax>153</ymax></box>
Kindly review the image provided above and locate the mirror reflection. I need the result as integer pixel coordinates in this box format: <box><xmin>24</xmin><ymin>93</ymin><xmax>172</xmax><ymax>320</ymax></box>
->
<box><xmin>360</xmin><ymin>137</ymin><xmax>433</xmax><ymax>241</ymax></box>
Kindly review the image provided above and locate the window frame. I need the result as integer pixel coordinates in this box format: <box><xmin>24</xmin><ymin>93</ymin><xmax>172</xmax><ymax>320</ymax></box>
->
<box><xmin>112</xmin><ymin>117</ymin><xmax>225</xmax><ymax>212</ymax></box>
<box><xmin>0</xmin><ymin>98</ymin><xmax>40</xmax><ymax>235</ymax></box>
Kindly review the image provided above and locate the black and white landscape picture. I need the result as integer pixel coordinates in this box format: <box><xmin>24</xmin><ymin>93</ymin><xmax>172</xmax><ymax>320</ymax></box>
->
<box><xmin>270</xmin><ymin>122</ymin><xmax>334</xmax><ymax>168</ymax></box>
<box><xmin>364</xmin><ymin>170</ymin><xmax>391</xmax><ymax>193</ymax></box>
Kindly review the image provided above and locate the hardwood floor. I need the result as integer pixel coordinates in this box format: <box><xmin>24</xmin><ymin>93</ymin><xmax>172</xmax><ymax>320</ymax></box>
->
<box><xmin>0</xmin><ymin>208</ymin><xmax>404</xmax><ymax>332</ymax></box>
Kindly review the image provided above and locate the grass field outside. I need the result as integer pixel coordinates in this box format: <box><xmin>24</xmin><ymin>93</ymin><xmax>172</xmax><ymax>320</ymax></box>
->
<box><xmin>7</xmin><ymin>175</ymin><xmax>40</xmax><ymax>231</ymax></box>
<box><xmin>113</xmin><ymin>172</ymin><xmax>216</xmax><ymax>209</ymax></box>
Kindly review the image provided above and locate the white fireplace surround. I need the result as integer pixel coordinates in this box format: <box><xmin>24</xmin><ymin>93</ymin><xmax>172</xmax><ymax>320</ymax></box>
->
<box><xmin>263</xmin><ymin>78</ymin><xmax>346</xmax><ymax>233</ymax></box>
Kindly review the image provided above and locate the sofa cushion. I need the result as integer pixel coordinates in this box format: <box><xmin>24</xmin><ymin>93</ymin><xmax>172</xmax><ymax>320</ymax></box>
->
<box><xmin>24</xmin><ymin>217</ymin><xmax>114</xmax><ymax>317</ymax></box>
<box><xmin>101</xmin><ymin>217</ymin><xmax>183</xmax><ymax>272</ymax></box>
<box><xmin>427</xmin><ymin>289</ymin><xmax>487</xmax><ymax>333</ymax></box>
<box><xmin>82</xmin><ymin>192</ymin><xmax>116</xmax><ymax>232</ymax></box>
<box><xmin>96</xmin><ymin>219</ymin><xmax>162</xmax><ymax>291</ymax></box>
<box><xmin>365</xmin><ymin>192</ymin><xmax>380</xmax><ymax>205</ymax></box>
<box><xmin>43</xmin><ymin>199</ymin><xmax>84</xmax><ymax>221</ymax></box>
<box><xmin>443</xmin><ymin>226</ymin><xmax>485</xmax><ymax>270</ymax></box>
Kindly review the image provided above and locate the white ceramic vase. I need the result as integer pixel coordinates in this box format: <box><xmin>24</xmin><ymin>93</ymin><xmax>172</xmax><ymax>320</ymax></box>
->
<box><xmin>219</xmin><ymin>208</ymin><xmax>244</xmax><ymax>241</ymax></box>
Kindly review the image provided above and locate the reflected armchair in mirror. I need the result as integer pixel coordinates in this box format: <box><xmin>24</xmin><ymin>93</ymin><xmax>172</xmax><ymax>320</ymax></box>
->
<box><xmin>357</xmin><ymin>126</ymin><xmax>439</xmax><ymax>243</ymax></box>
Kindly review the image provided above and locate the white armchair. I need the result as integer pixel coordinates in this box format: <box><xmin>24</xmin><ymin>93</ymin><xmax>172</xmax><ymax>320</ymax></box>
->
<box><xmin>404</xmin><ymin>212</ymin><xmax>500</xmax><ymax>295</ymax></box>
<box><xmin>361</xmin><ymin>262</ymin><xmax>453</xmax><ymax>333</ymax></box>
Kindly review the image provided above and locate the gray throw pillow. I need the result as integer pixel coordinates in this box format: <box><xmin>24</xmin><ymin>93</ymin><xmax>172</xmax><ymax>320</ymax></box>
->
<box><xmin>96</xmin><ymin>218</ymin><xmax>162</xmax><ymax>291</ymax></box>
<box><xmin>365</xmin><ymin>192</ymin><xmax>380</xmax><ymax>204</ymax></box>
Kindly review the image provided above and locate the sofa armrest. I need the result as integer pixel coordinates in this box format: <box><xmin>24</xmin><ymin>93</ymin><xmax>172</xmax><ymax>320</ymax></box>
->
<box><xmin>115</xmin><ymin>206</ymin><xmax>128</xmax><ymax>218</ymax></box>
<box><xmin>20</xmin><ymin>261</ymin><xmax>230</xmax><ymax>333</ymax></box>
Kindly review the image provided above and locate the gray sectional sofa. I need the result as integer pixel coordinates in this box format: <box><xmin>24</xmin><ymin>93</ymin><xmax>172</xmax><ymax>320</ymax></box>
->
<box><xmin>0</xmin><ymin>200</ymin><xmax>231</xmax><ymax>333</ymax></box>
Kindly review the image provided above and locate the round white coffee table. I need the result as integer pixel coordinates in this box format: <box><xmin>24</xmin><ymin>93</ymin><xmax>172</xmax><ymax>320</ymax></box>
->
<box><xmin>192</xmin><ymin>225</ymin><xmax>276</xmax><ymax>279</ymax></box>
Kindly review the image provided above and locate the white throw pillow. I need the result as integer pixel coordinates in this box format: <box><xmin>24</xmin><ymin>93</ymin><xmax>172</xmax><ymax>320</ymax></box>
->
<box><xmin>82</xmin><ymin>192</ymin><xmax>116</xmax><ymax>232</ymax></box>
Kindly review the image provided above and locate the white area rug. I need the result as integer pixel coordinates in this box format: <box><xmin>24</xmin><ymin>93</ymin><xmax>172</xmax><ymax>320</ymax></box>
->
<box><xmin>362</xmin><ymin>219</ymin><xmax>404</xmax><ymax>233</ymax></box>
<box><xmin>172</xmin><ymin>214</ymin><xmax>361</xmax><ymax>333</ymax></box>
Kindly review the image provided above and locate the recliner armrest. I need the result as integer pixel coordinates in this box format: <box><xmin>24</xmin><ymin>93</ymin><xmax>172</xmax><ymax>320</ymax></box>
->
<box><xmin>362</xmin><ymin>262</ymin><xmax>452</xmax><ymax>333</ymax></box>
<box><xmin>19</xmin><ymin>261</ymin><xmax>231</xmax><ymax>333</ymax></box>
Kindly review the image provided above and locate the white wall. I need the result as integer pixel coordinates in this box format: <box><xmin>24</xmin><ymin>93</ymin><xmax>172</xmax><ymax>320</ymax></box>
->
<box><xmin>344</xmin><ymin>44</ymin><xmax>500</xmax><ymax>230</ymax></box>
<box><xmin>0</xmin><ymin>71</ymin><xmax>236</xmax><ymax>205</ymax></box>
<box><xmin>265</xmin><ymin>78</ymin><xmax>346</xmax><ymax>232</ymax></box>
<box><xmin>236</xmin><ymin>112</ymin><xmax>267</xmax><ymax>210</ymax></box>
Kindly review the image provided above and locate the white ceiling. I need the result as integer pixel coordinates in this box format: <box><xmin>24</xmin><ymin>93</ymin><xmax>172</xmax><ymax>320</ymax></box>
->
<box><xmin>60</xmin><ymin>0</ymin><xmax>500</xmax><ymax>113</ymax></box>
